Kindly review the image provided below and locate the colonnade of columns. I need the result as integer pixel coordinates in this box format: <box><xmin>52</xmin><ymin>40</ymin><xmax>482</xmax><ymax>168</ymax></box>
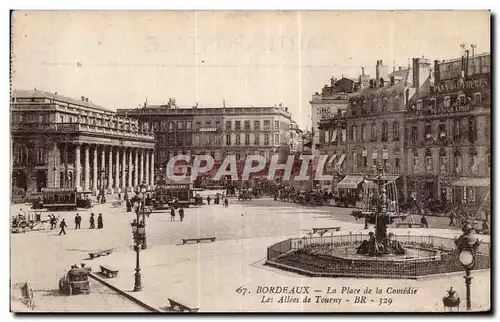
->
<box><xmin>72</xmin><ymin>144</ymin><xmax>155</xmax><ymax>193</ymax></box>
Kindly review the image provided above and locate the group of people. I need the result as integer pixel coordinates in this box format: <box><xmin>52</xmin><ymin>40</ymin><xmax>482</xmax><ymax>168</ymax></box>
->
<box><xmin>53</xmin><ymin>212</ymin><xmax>104</xmax><ymax>235</ymax></box>
<box><xmin>170</xmin><ymin>207</ymin><xmax>185</xmax><ymax>221</ymax></box>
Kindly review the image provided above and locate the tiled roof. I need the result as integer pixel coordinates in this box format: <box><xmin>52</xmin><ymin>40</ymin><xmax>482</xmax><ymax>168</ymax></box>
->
<box><xmin>12</xmin><ymin>89</ymin><xmax>112</xmax><ymax>112</ymax></box>
<box><xmin>350</xmin><ymin>69</ymin><xmax>410</xmax><ymax>98</ymax></box>
<box><xmin>389</xmin><ymin>68</ymin><xmax>410</xmax><ymax>79</ymax></box>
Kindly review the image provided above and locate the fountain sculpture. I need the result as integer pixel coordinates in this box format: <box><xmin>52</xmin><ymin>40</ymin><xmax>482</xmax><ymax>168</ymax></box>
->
<box><xmin>356</xmin><ymin>165</ymin><xmax>405</xmax><ymax>256</ymax></box>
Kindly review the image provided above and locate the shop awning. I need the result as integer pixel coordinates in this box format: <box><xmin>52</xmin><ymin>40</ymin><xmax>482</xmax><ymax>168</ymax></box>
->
<box><xmin>337</xmin><ymin>154</ymin><xmax>346</xmax><ymax>166</ymax></box>
<box><xmin>337</xmin><ymin>175</ymin><xmax>364</xmax><ymax>189</ymax></box>
<box><xmin>329</xmin><ymin>154</ymin><xmax>337</xmax><ymax>166</ymax></box>
<box><xmin>362</xmin><ymin>175</ymin><xmax>401</xmax><ymax>189</ymax></box>
<box><xmin>330</xmin><ymin>130</ymin><xmax>337</xmax><ymax>142</ymax></box>
<box><xmin>452</xmin><ymin>177</ymin><xmax>490</xmax><ymax>187</ymax></box>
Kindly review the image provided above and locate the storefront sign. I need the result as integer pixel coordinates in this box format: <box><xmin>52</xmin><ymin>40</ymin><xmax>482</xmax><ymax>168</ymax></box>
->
<box><xmin>200</xmin><ymin>128</ymin><xmax>217</xmax><ymax>132</ymax></box>
<box><xmin>436</xmin><ymin>77</ymin><xmax>488</xmax><ymax>94</ymax></box>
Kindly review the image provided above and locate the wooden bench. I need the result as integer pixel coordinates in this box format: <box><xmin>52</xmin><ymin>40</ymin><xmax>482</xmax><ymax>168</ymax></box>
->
<box><xmin>167</xmin><ymin>298</ymin><xmax>199</xmax><ymax>312</ymax></box>
<box><xmin>88</xmin><ymin>249</ymin><xmax>113</xmax><ymax>259</ymax></box>
<box><xmin>181</xmin><ymin>237</ymin><xmax>216</xmax><ymax>245</ymax></box>
<box><xmin>312</xmin><ymin>227</ymin><xmax>341</xmax><ymax>234</ymax></box>
<box><xmin>100</xmin><ymin>265</ymin><xmax>119</xmax><ymax>278</ymax></box>
<box><xmin>395</xmin><ymin>222</ymin><xmax>425</xmax><ymax>228</ymax></box>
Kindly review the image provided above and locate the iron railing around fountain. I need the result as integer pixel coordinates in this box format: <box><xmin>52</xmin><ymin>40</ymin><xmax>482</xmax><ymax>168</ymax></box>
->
<box><xmin>266</xmin><ymin>233</ymin><xmax>490</xmax><ymax>278</ymax></box>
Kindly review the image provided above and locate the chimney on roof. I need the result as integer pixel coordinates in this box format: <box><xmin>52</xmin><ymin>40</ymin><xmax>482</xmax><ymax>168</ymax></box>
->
<box><xmin>81</xmin><ymin>96</ymin><xmax>85</xmax><ymax>101</ymax></box>
<box><xmin>85</xmin><ymin>97</ymin><xmax>89</xmax><ymax>102</ymax></box>
<box><xmin>223</xmin><ymin>100</ymin><xmax>226</xmax><ymax>108</ymax></box>
<box><xmin>55</xmin><ymin>92</ymin><xmax>58</xmax><ymax>95</ymax></box>
<box><xmin>399</xmin><ymin>66</ymin><xmax>402</xmax><ymax>71</ymax></box>
<box><xmin>285</xmin><ymin>107</ymin><xmax>288</xmax><ymax>112</ymax></box>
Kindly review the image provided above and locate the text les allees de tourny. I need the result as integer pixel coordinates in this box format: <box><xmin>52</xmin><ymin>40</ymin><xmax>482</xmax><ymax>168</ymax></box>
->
<box><xmin>164</xmin><ymin>154</ymin><xmax>346</xmax><ymax>181</ymax></box>
<box><xmin>235</xmin><ymin>285</ymin><xmax>418</xmax><ymax>306</ymax></box>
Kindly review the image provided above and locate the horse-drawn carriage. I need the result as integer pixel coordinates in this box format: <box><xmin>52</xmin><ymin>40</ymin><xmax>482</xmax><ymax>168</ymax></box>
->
<box><xmin>11</xmin><ymin>211</ymin><xmax>50</xmax><ymax>233</ymax></box>
<box><xmin>59</xmin><ymin>266</ymin><xmax>91</xmax><ymax>296</ymax></box>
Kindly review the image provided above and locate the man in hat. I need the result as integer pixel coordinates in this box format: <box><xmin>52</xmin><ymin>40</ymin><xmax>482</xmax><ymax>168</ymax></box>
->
<box><xmin>74</xmin><ymin>213</ymin><xmax>81</xmax><ymax>229</ymax></box>
<box><xmin>59</xmin><ymin>218</ymin><xmax>67</xmax><ymax>235</ymax></box>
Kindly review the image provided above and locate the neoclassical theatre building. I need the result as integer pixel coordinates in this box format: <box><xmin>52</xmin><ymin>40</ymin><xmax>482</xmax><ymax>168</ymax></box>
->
<box><xmin>11</xmin><ymin>90</ymin><xmax>156</xmax><ymax>197</ymax></box>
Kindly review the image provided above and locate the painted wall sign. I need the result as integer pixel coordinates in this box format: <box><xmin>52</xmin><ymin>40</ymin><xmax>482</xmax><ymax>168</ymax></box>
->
<box><xmin>436</xmin><ymin>77</ymin><xmax>488</xmax><ymax>94</ymax></box>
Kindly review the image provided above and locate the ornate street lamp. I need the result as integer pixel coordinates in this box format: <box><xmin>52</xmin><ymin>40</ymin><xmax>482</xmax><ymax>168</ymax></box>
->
<box><xmin>130</xmin><ymin>219</ymin><xmax>145</xmax><ymax>292</ymax></box>
<box><xmin>136</xmin><ymin>181</ymin><xmax>148</xmax><ymax>249</ymax></box>
<box><xmin>454</xmin><ymin>221</ymin><xmax>480</xmax><ymax>311</ymax></box>
<box><xmin>442</xmin><ymin>287</ymin><xmax>460</xmax><ymax>312</ymax></box>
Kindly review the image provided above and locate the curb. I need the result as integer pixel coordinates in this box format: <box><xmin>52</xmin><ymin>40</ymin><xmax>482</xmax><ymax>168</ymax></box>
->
<box><xmin>89</xmin><ymin>273</ymin><xmax>163</xmax><ymax>313</ymax></box>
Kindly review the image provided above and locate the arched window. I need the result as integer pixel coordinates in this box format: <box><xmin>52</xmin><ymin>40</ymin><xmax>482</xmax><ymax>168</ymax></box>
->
<box><xmin>361</xmin><ymin>124</ymin><xmax>367</xmax><ymax>142</ymax></box>
<box><xmin>381</xmin><ymin>94</ymin><xmax>389</xmax><ymax>112</ymax></box>
<box><xmin>361</xmin><ymin>148</ymin><xmax>368</xmax><ymax>168</ymax></box>
<box><xmin>444</xmin><ymin>96</ymin><xmax>451</xmax><ymax>108</ymax></box>
<box><xmin>371</xmin><ymin>96</ymin><xmax>378</xmax><ymax>114</ymax></box>
<box><xmin>392</xmin><ymin>121</ymin><xmax>400</xmax><ymax>141</ymax></box>
<box><xmin>454</xmin><ymin>149</ymin><xmax>462</xmax><ymax>174</ymax></box>
<box><xmin>469</xmin><ymin>148</ymin><xmax>478</xmax><ymax>174</ymax></box>
<box><xmin>439</xmin><ymin>148</ymin><xmax>447</xmax><ymax>173</ymax></box>
<box><xmin>392</xmin><ymin>92</ymin><xmax>400</xmax><ymax>111</ymax></box>
<box><xmin>381</xmin><ymin>122</ymin><xmax>388</xmax><ymax>142</ymax></box>
<box><xmin>370</xmin><ymin>121</ymin><xmax>377</xmax><ymax>141</ymax></box>
<box><xmin>351</xmin><ymin>124</ymin><xmax>357</xmax><ymax>142</ymax></box>
<box><xmin>350</xmin><ymin>99</ymin><xmax>357</xmax><ymax>116</ymax></box>
<box><xmin>412</xmin><ymin>149</ymin><xmax>419</xmax><ymax>172</ymax></box>
<box><xmin>352</xmin><ymin>148</ymin><xmax>358</xmax><ymax>172</ymax></box>
<box><xmin>425</xmin><ymin>149</ymin><xmax>433</xmax><ymax>172</ymax></box>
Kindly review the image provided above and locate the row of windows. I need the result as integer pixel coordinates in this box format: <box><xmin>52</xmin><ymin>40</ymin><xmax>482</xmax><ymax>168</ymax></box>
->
<box><xmin>225</xmin><ymin>133</ymin><xmax>280</xmax><ymax>146</ymax></box>
<box><xmin>406</xmin><ymin>117</ymin><xmax>478</xmax><ymax>143</ymax></box>
<box><xmin>409</xmin><ymin>148</ymin><xmax>488</xmax><ymax>174</ymax></box>
<box><xmin>410</xmin><ymin>92</ymin><xmax>489</xmax><ymax>111</ymax></box>
<box><xmin>13</xmin><ymin>146</ymin><xmax>47</xmax><ymax>166</ymax></box>
<box><xmin>225</xmin><ymin>120</ymin><xmax>280</xmax><ymax>131</ymax></box>
<box><xmin>349</xmin><ymin>90</ymin><xmax>405</xmax><ymax>115</ymax></box>
<box><xmin>320</xmin><ymin>121</ymin><xmax>401</xmax><ymax>144</ymax></box>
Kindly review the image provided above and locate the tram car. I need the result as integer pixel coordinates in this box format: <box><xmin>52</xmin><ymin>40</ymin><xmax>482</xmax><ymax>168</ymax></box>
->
<box><xmin>35</xmin><ymin>188</ymin><xmax>93</xmax><ymax>211</ymax></box>
<box><xmin>153</xmin><ymin>184</ymin><xmax>196</xmax><ymax>208</ymax></box>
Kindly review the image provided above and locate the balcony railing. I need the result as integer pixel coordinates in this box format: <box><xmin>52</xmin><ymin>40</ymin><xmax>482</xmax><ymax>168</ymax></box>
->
<box><xmin>12</xmin><ymin>122</ymin><xmax>155</xmax><ymax>140</ymax></box>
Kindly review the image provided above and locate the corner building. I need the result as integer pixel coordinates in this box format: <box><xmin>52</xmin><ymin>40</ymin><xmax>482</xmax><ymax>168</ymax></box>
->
<box><xmin>11</xmin><ymin>90</ymin><xmax>156</xmax><ymax>196</ymax></box>
<box><xmin>404</xmin><ymin>53</ymin><xmax>491</xmax><ymax>215</ymax></box>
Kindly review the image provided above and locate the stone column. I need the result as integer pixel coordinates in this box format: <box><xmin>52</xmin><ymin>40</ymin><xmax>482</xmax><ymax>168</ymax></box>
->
<box><xmin>145</xmin><ymin>150</ymin><xmax>150</xmax><ymax>187</ymax></box>
<box><xmin>150</xmin><ymin>150</ymin><xmax>155</xmax><ymax>188</ymax></box>
<box><xmin>84</xmin><ymin>144</ymin><xmax>90</xmax><ymax>191</ymax></box>
<box><xmin>138</xmin><ymin>149</ymin><xmax>144</xmax><ymax>185</ymax></box>
<box><xmin>74</xmin><ymin>144</ymin><xmax>81</xmax><ymax>190</ymax></box>
<box><xmin>133</xmin><ymin>148</ymin><xmax>139</xmax><ymax>188</ymax></box>
<box><xmin>107</xmin><ymin>146</ymin><xmax>113</xmax><ymax>190</ymax></box>
<box><xmin>128</xmin><ymin>148</ymin><xmax>133</xmax><ymax>190</ymax></box>
<box><xmin>100</xmin><ymin>146</ymin><xmax>106</xmax><ymax>191</ymax></box>
<box><xmin>47</xmin><ymin>143</ymin><xmax>60</xmax><ymax>188</ymax></box>
<box><xmin>92</xmin><ymin>145</ymin><xmax>98</xmax><ymax>193</ymax></box>
<box><xmin>115</xmin><ymin>147</ymin><xmax>120</xmax><ymax>192</ymax></box>
<box><xmin>121</xmin><ymin>148</ymin><xmax>126</xmax><ymax>192</ymax></box>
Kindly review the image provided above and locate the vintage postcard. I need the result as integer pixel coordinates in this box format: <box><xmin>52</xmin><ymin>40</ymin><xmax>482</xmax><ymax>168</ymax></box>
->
<box><xmin>10</xmin><ymin>10</ymin><xmax>491</xmax><ymax>312</ymax></box>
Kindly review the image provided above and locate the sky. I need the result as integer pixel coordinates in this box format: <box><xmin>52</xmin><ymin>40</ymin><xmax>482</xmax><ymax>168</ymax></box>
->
<box><xmin>11</xmin><ymin>10</ymin><xmax>490</xmax><ymax>129</ymax></box>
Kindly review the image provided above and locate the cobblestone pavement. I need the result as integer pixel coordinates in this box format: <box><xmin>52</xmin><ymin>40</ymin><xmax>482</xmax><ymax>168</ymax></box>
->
<box><xmin>10</xmin><ymin>198</ymin><xmax>490</xmax><ymax>312</ymax></box>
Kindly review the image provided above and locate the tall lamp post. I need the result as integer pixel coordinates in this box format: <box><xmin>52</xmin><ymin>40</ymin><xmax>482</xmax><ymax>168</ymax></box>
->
<box><xmin>135</xmin><ymin>181</ymin><xmax>148</xmax><ymax>249</ymax></box>
<box><xmin>130</xmin><ymin>218</ymin><xmax>145</xmax><ymax>292</ymax></box>
<box><xmin>454</xmin><ymin>221</ymin><xmax>480</xmax><ymax>310</ymax></box>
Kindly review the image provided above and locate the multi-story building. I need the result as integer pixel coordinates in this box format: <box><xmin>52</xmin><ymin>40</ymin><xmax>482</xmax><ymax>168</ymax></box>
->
<box><xmin>118</xmin><ymin>103</ymin><xmax>296</xmax><ymax>186</ymax></box>
<box><xmin>11</xmin><ymin>90</ymin><xmax>156</xmax><ymax>197</ymax></box>
<box><xmin>404</xmin><ymin>52</ymin><xmax>491</xmax><ymax>214</ymax></box>
<box><xmin>310</xmin><ymin>76</ymin><xmax>354</xmax><ymax>153</ymax></box>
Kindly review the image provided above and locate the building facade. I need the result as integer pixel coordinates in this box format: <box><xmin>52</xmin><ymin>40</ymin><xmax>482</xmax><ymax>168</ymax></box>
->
<box><xmin>11</xmin><ymin>90</ymin><xmax>156</xmax><ymax>197</ymax></box>
<box><xmin>117</xmin><ymin>103</ymin><xmax>297</xmax><ymax>186</ymax></box>
<box><xmin>404</xmin><ymin>52</ymin><xmax>491</xmax><ymax>213</ymax></box>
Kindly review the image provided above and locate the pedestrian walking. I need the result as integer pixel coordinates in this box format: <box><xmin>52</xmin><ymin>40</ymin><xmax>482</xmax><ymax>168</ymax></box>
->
<box><xmin>179</xmin><ymin>208</ymin><xmax>185</xmax><ymax>222</ymax></box>
<box><xmin>224</xmin><ymin>198</ymin><xmax>229</xmax><ymax>208</ymax></box>
<box><xmin>74</xmin><ymin>213</ymin><xmax>81</xmax><ymax>229</ymax></box>
<box><xmin>89</xmin><ymin>213</ymin><xmax>95</xmax><ymax>229</ymax></box>
<box><xmin>449</xmin><ymin>210</ymin><xmax>455</xmax><ymax>226</ymax></box>
<box><xmin>97</xmin><ymin>213</ymin><xmax>103</xmax><ymax>229</ymax></box>
<box><xmin>170</xmin><ymin>208</ymin><xmax>175</xmax><ymax>221</ymax></box>
<box><xmin>59</xmin><ymin>218</ymin><xmax>67</xmax><ymax>235</ymax></box>
<box><xmin>207</xmin><ymin>196</ymin><xmax>211</xmax><ymax>205</ymax></box>
<box><xmin>421</xmin><ymin>214</ymin><xmax>429</xmax><ymax>228</ymax></box>
<box><xmin>50</xmin><ymin>214</ymin><xmax>56</xmax><ymax>230</ymax></box>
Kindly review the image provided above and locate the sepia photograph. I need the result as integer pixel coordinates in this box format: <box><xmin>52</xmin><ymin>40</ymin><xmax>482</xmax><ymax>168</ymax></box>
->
<box><xmin>9</xmin><ymin>10</ymin><xmax>491</xmax><ymax>313</ymax></box>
